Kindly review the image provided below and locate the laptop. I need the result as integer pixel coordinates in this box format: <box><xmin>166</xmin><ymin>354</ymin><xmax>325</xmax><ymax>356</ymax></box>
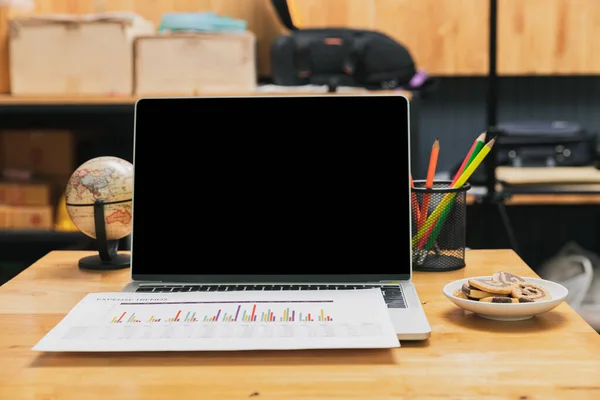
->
<box><xmin>122</xmin><ymin>94</ymin><xmax>431</xmax><ymax>341</ymax></box>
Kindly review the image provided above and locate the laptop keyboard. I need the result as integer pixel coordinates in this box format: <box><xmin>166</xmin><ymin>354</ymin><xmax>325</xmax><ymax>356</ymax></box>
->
<box><xmin>134</xmin><ymin>284</ymin><xmax>406</xmax><ymax>309</ymax></box>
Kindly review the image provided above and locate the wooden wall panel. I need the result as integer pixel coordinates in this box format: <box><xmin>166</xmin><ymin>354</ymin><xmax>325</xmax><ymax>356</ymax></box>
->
<box><xmin>0</xmin><ymin>8</ymin><xmax>9</xmax><ymax>93</ymax></box>
<box><xmin>291</xmin><ymin>0</ymin><xmax>373</xmax><ymax>30</ymax></box>
<box><xmin>499</xmin><ymin>0</ymin><xmax>600</xmax><ymax>75</ymax></box>
<box><xmin>372</xmin><ymin>0</ymin><xmax>489</xmax><ymax>76</ymax></box>
<box><xmin>289</xmin><ymin>0</ymin><xmax>489</xmax><ymax>75</ymax></box>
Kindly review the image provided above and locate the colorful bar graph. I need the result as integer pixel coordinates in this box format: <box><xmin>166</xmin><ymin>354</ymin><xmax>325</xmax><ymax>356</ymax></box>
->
<box><xmin>116</xmin><ymin>312</ymin><xmax>126</xmax><ymax>323</ymax></box>
<box><xmin>109</xmin><ymin>304</ymin><xmax>334</xmax><ymax>325</ymax></box>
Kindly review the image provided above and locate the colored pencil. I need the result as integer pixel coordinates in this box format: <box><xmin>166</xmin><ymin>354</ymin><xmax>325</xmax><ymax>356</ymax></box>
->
<box><xmin>450</xmin><ymin>132</ymin><xmax>486</xmax><ymax>187</ymax></box>
<box><xmin>412</xmin><ymin>137</ymin><xmax>496</xmax><ymax>247</ymax></box>
<box><xmin>420</xmin><ymin>133</ymin><xmax>486</xmax><ymax>249</ymax></box>
<box><xmin>410</xmin><ymin>173</ymin><xmax>421</xmax><ymax>226</ymax></box>
<box><xmin>420</xmin><ymin>138</ymin><xmax>439</xmax><ymax>227</ymax></box>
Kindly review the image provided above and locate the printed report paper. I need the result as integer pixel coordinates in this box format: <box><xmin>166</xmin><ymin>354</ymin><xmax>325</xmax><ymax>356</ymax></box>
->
<box><xmin>33</xmin><ymin>288</ymin><xmax>400</xmax><ymax>352</ymax></box>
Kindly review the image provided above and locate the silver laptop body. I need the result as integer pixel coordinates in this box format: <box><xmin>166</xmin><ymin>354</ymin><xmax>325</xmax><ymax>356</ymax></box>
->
<box><xmin>122</xmin><ymin>94</ymin><xmax>431</xmax><ymax>341</ymax></box>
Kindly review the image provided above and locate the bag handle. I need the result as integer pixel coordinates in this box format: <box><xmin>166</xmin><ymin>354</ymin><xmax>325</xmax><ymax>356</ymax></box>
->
<box><xmin>271</xmin><ymin>0</ymin><xmax>299</xmax><ymax>31</ymax></box>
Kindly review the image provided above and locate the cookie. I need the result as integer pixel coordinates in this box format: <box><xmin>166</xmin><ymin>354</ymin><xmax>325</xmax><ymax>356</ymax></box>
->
<box><xmin>467</xmin><ymin>278</ymin><xmax>513</xmax><ymax>295</ymax></box>
<box><xmin>492</xmin><ymin>271</ymin><xmax>526</xmax><ymax>286</ymax></box>
<box><xmin>480</xmin><ymin>296</ymin><xmax>519</xmax><ymax>304</ymax></box>
<box><xmin>453</xmin><ymin>289</ymin><xmax>469</xmax><ymax>299</ymax></box>
<box><xmin>461</xmin><ymin>283</ymin><xmax>507</xmax><ymax>300</ymax></box>
<box><xmin>511</xmin><ymin>282</ymin><xmax>552</xmax><ymax>302</ymax></box>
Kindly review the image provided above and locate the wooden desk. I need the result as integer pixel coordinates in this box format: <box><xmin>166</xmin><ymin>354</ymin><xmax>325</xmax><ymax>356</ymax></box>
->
<box><xmin>0</xmin><ymin>250</ymin><xmax>598</xmax><ymax>399</ymax></box>
<box><xmin>466</xmin><ymin>167</ymin><xmax>600</xmax><ymax>205</ymax></box>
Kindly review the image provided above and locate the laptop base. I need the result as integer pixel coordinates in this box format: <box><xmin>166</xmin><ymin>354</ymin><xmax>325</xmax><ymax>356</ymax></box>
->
<box><xmin>122</xmin><ymin>281</ymin><xmax>432</xmax><ymax>341</ymax></box>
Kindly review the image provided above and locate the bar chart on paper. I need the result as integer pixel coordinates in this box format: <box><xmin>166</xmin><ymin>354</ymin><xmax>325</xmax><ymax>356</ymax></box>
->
<box><xmin>110</xmin><ymin>302</ymin><xmax>334</xmax><ymax>324</ymax></box>
<box><xmin>33</xmin><ymin>289</ymin><xmax>400</xmax><ymax>352</ymax></box>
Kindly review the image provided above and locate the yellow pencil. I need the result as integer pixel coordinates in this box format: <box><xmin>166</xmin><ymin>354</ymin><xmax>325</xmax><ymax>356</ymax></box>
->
<box><xmin>412</xmin><ymin>137</ymin><xmax>496</xmax><ymax>246</ymax></box>
<box><xmin>452</xmin><ymin>136</ymin><xmax>495</xmax><ymax>189</ymax></box>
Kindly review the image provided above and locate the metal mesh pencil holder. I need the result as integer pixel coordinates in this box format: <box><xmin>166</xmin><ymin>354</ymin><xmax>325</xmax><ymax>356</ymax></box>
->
<box><xmin>411</xmin><ymin>180</ymin><xmax>470</xmax><ymax>272</ymax></box>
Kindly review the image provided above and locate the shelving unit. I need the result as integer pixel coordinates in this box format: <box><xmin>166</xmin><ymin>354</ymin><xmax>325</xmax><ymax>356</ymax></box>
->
<box><xmin>0</xmin><ymin>89</ymin><xmax>421</xmax><ymax>274</ymax></box>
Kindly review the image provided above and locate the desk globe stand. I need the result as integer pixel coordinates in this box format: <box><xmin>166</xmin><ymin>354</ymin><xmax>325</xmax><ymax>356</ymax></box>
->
<box><xmin>78</xmin><ymin>200</ymin><xmax>130</xmax><ymax>271</ymax></box>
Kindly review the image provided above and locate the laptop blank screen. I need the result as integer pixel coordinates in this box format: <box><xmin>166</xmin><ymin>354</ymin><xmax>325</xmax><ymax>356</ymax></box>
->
<box><xmin>132</xmin><ymin>95</ymin><xmax>411</xmax><ymax>282</ymax></box>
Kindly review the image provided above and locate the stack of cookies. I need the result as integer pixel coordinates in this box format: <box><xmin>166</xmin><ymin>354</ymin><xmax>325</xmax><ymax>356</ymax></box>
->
<box><xmin>453</xmin><ymin>271</ymin><xmax>552</xmax><ymax>303</ymax></box>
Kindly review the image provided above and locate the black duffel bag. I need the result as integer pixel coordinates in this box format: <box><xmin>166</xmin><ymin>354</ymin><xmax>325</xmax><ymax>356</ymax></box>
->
<box><xmin>270</xmin><ymin>28</ymin><xmax>417</xmax><ymax>90</ymax></box>
<box><xmin>494</xmin><ymin>121</ymin><xmax>598</xmax><ymax>167</ymax></box>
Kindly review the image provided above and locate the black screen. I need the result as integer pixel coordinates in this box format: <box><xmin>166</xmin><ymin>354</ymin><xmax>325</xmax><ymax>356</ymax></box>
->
<box><xmin>132</xmin><ymin>95</ymin><xmax>411</xmax><ymax>282</ymax></box>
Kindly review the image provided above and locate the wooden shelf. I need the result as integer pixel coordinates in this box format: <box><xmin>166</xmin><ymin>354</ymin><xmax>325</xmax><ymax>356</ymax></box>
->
<box><xmin>0</xmin><ymin>229</ymin><xmax>87</xmax><ymax>242</ymax></box>
<box><xmin>0</xmin><ymin>95</ymin><xmax>139</xmax><ymax>105</ymax></box>
<box><xmin>0</xmin><ymin>90</ymin><xmax>412</xmax><ymax>106</ymax></box>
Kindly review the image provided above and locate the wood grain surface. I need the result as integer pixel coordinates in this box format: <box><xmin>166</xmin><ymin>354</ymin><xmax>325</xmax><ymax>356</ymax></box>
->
<box><xmin>0</xmin><ymin>89</ymin><xmax>412</xmax><ymax>105</ymax></box>
<box><xmin>0</xmin><ymin>7</ymin><xmax>8</xmax><ymax>93</ymax></box>
<box><xmin>498</xmin><ymin>0</ymin><xmax>600</xmax><ymax>75</ymax></box>
<box><xmin>0</xmin><ymin>249</ymin><xmax>599</xmax><ymax>400</ymax></box>
<box><xmin>497</xmin><ymin>166</ymin><xmax>600</xmax><ymax>186</ymax></box>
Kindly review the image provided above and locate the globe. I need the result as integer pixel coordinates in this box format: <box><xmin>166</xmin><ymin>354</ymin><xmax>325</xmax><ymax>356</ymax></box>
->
<box><xmin>65</xmin><ymin>156</ymin><xmax>133</xmax><ymax>240</ymax></box>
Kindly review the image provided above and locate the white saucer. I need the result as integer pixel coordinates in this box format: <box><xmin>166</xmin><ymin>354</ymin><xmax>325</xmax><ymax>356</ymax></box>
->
<box><xmin>443</xmin><ymin>276</ymin><xmax>568</xmax><ymax>321</ymax></box>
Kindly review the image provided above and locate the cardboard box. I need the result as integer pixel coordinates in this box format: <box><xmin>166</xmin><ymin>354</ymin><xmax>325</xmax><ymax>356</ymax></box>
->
<box><xmin>134</xmin><ymin>32</ymin><xmax>257</xmax><ymax>96</ymax></box>
<box><xmin>0</xmin><ymin>130</ymin><xmax>74</xmax><ymax>177</ymax></box>
<box><xmin>0</xmin><ymin>181</ymin><xmax>51</xmax><ymax>206</ymax></box>
<box><xmin>9</xmin><ymin>205</ymin><xmax>53</xmax><ymax>229</ymax></box>
<box><xmin>0</xmin><ymin>205</ymin><xmax>10</xmax><ymax>229</ymax></box>
<box><xmin>9</xmin><ymin>13</ymin><xmax>155</xmax><ymax>96</ymax></box>
<box><xmin>0</xmin><ymin>205</ymin><xmax>53</xmax><ymax>229</ymax></box>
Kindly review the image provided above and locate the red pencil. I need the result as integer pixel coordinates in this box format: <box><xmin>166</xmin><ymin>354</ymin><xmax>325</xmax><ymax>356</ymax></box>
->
<box><xmin>420</xmin><ymin>139</ymin><xmax>439</xmax><ymax>228</ymax></box>
<box><xmin>451</xmin><ymin>132</ymin><xmax>485</xmax><ymax>187</ymax></box>
<box><xmin>410</xmin><ymin>173</ymin><xmax>421</xmax><ymax>226</ymax></box>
